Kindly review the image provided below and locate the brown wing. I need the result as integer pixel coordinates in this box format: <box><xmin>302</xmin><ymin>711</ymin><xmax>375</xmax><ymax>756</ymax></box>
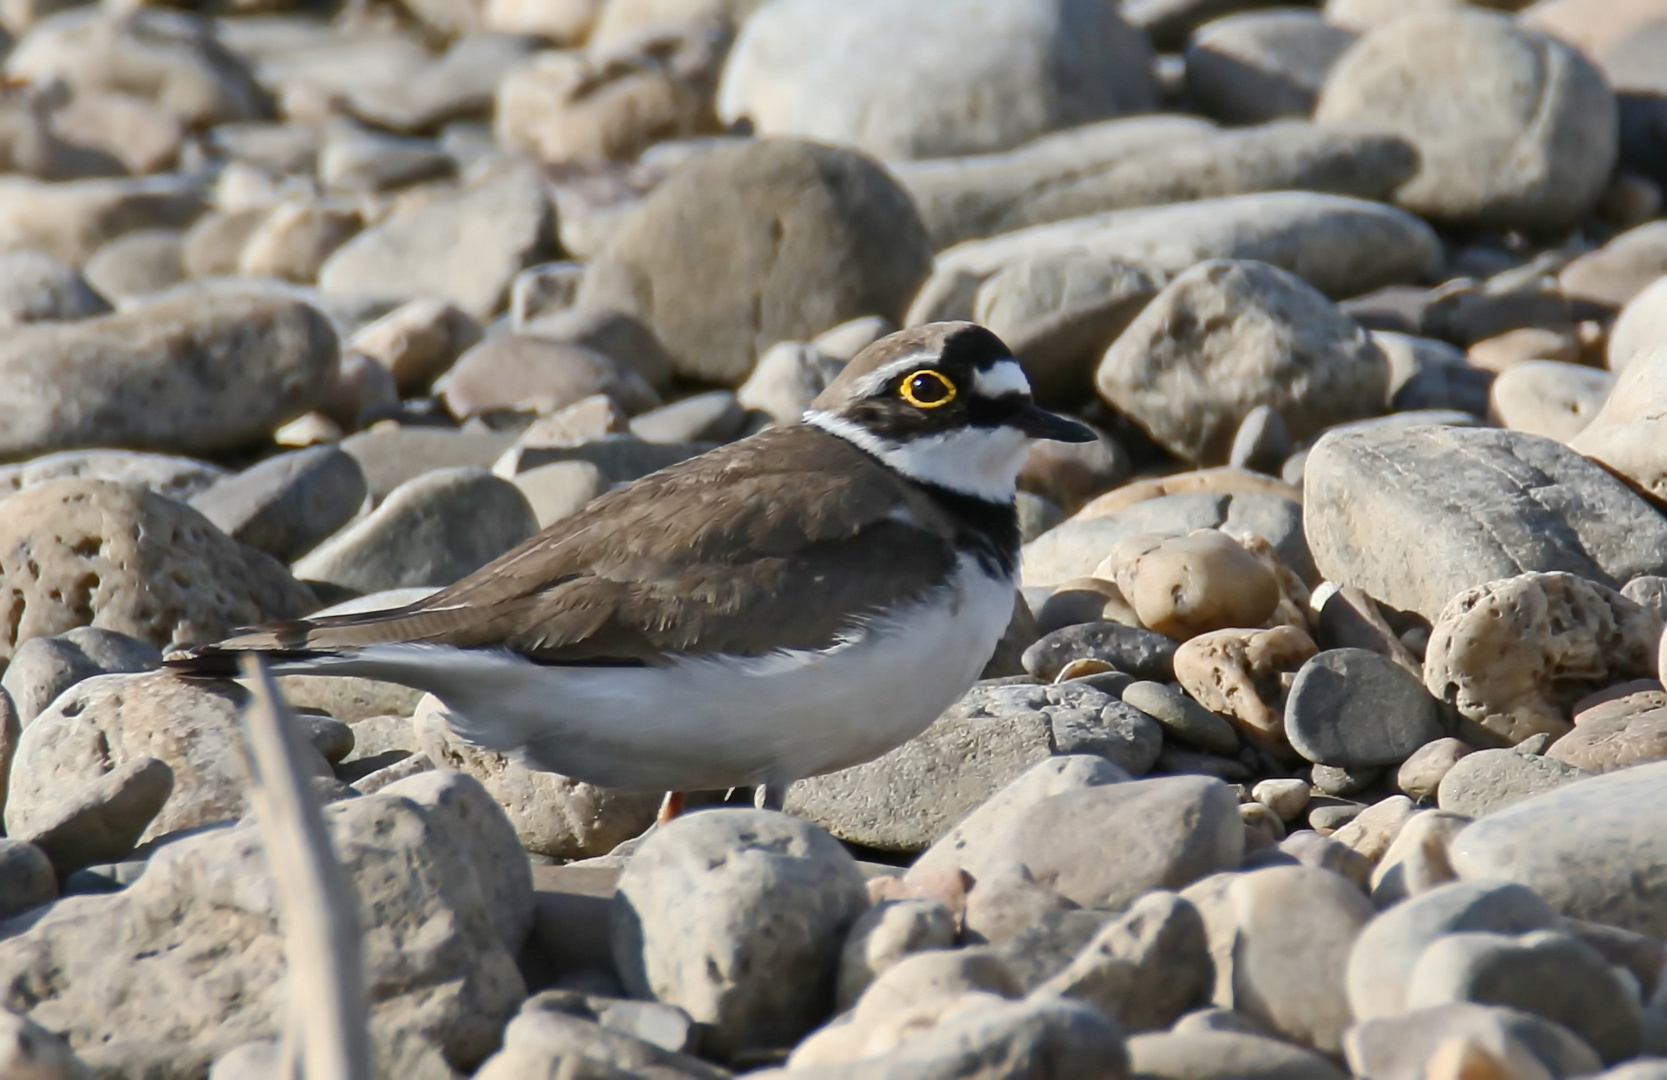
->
<box><xmin>182</xmin><ymin>426</ymin><xmax>962</xmax><ymax>665</ymax></box>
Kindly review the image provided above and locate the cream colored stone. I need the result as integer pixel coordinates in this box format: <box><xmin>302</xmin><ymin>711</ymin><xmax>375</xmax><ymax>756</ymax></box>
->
<box><xmin>484</xmin><ymin>0</ymin><xmax>604</xmax><ymax>42</ymax></box>
<box><xmin>1235</xmin><ymin>532</ymin><xmax>1311</xmax><ymax>632</ymax></box>
<box><xmin>1396</xmin><ymin>737</ymin><xmax>1472</xmax><ymax>800</ymax></box>
<box><xmin>1102</xmin><ymin>529</ymin><xmax>1280</xmax><ymax>641</ymax></box>
<box><xmin>1330</xmin><ymin>794</ymin><xmax>1418</xmax><ymax>864</ymax></box>
<box><xmin>1369</xmin><ymin>809</ymin><xmax>1471</xmax><ymax>906</ymax></box>
<box><xmin>1173</xmin><ymin>624</ymin><xmax>1318</xmax><ymax>747</ymax></box>
<box><xmin>1074</xmin><ymin>468</ymin><xmax>1301</xmax><ymax>521</ymax></box>
<box><xmin>790</xmin><ymin>949</ymin><xmax>1020</xmax><ymax>1067</ymax></box>
<box><xmin>236</xmin><ymin>199</ymin><xmax>361</xmax><ymax>284</ymax></box>
<box><xmin>835</xmin><ymin>899</ymin><xmax>956</xmax><ymax>1010</ymax></box>
<box><xmin>1465</xmin><ymin>326</ymin><xmax>1581</xmax><ymax>373</ymax></box>
<box><xmin>1570</xmin><ymin>347</ymin><xmax>1667</xmax><ymax>501</ymax></box>
<box><xmin>494</xmin><ymin>33</ymin><xmax>722</xmax><ymax>165</ymax></box>
<box><xmin>348</xmin><ymin>297</ymin><xmax>483</xmax><ymax>396</ymax></box>
<box><xmin>1423</xmin><ymin>571</ymin><xmax>1661</xmax><ymax>744</ymax></box>
<box><xmin>1488</xmin><ymin>360</ymin><xmax>1612</xmax><ymax>443</ymax></box>
<box><xmin>1608</xmin><ymin>277</ymin><xmax>1667</xmax><ymax>374</ymax></box>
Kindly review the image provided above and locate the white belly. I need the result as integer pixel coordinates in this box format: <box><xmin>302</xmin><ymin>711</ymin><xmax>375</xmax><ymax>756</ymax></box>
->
<box><xmin>336</xmin><ymin>556</ymin><xmax>1016</xmax><ymax>792</ymax></box>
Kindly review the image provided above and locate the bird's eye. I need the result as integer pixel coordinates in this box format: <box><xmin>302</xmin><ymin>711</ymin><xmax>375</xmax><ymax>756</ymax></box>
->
<box><xmin>899</xmin><ymin>369</ymin><xmax>957</xmax><ymax>408</ymax></box>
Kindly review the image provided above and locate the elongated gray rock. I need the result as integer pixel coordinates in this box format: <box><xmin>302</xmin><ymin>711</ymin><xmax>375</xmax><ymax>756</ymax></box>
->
<box><xmin>913</xmin><ymin>193</ymin><xmax>1442</xmax><ymax>324</ymax></box>
<box><xmin>0</xmin><ymin>293</ymin><xmax>338</xmax><ymax>459</ymax></box>
<box><xmin>1450</xmin><ymin>761</ymin><xmax>1667</xmax><ymax>938</ymax></box>
<box><xmin>1303</xmin><ymin>425</ymin><xmax>1667</xmax><ymax>621</ymax></box>
<box><xmin>319</xmin><ymin>166</ymin><xmax>556</xmax><ymax>318</ymax></box>
<box><xmin>293</xmin><ymin>467</ymin><xmax>537</xmax><ymax>594</ymax></box>
<box><xmin>717</xmin><ymin>0</ymin><xmax>1157</xmax><ymax>160</ymax></box>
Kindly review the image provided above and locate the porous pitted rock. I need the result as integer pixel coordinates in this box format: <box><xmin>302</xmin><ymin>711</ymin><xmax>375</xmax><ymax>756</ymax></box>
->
<box><xmin>0</xmin><ymin>791</ymin><xmax>525</xmax><ymax>1080</ymax></box>
<box><xmin>1095</xmin><ymin>259</ymin><xmax>1388</xmax><ymax>465</ymax></box>
<box><xmin>717</xmin><ymin>0</ymin><xmax>1157</xmax><ymax>161</ymax></box>
<box><xmin>576</xmin><ymin>139</ymin><xmax>931</xmax><ymax>386</ymax></box>
<box><xmin>6</xmin><ymin>671</ymin><xmax>331</xmax><ymax>845</ymax></box>
<box><xmin>1423</xmin><ymin>573</ymin><xmax>1660</xmax><ymax>744</ymax></box>
<box><xmin>0</xmin><ymin>480</ymin><xmax>314</xmax><ymax>661</ymax></box>
<box><xmin>1314</xmin><ymin>10</ymin><xmax>1617</xmax><ymax>230</ymax></box>
<box><xmin>0</xmin><ymin>450</ymin><xmax>224</xmax><ymax>504</ymax></box>
<box><xmin>1172</xmin><ymin>625</ymin><xmax>1319</xmax><ymax>748</ymax></box>
<box><xmin>1303</xmin><ymin>424</ymin><xmax>1667</xmax><ymax>622</ymax></box>
<box><xmin>0</xmin><ymin>293</ymin><xmax>338</xmax><ymax>459</ymax></box>
<box><xmin>612</xmin><ymin>808</ymin><xmax>871</xmax><ymax>1060</ymax></box>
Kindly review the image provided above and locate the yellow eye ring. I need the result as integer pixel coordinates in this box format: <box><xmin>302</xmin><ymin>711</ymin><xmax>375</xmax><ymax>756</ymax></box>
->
<box><xmin>899</xmin><ymin>369</ymin><xmax>957</xmax><ymax>409</ymax></box>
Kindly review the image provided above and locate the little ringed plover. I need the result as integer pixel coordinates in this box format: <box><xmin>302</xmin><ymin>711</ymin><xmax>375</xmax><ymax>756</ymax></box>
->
<box><xmin>167</xmin><ymin>322</ymin><xmax>1095</xmax><ymax>809</ymax></box>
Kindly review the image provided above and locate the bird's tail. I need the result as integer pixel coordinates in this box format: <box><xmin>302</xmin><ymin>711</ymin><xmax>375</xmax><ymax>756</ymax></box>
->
<box><xmin>163</xmin><ymin>599</ymin><xmax>444</xmax><ymax>678</ymax></box>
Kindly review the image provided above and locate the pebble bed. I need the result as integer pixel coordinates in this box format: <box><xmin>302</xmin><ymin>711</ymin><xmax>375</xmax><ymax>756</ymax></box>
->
<box><xmin>1</xmin><ymin>0</ymin><xmax>1667</xmax><ymax>1077</ymax></box>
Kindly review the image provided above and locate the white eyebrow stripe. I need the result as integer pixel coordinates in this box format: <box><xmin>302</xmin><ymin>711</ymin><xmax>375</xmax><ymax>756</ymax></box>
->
<box><xmin>850</xmin><ymin>352</ymin><xmax>937</xmax><ymax>398</ymax></box>
<box><xmin>973</xmin><ymin>360</ymin><xmax>1031</xmax><ymax>398</ymax></box>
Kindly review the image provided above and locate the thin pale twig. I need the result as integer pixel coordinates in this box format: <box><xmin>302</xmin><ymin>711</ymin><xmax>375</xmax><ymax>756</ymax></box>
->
<box><xmin>239</xmin><ymin>654</ymin><xmax>375</xmax><ymax>1080</ymax></box>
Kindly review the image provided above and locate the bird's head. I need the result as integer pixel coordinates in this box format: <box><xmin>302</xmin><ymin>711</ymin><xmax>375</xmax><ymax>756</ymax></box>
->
<box><xmin>806</xmin><ymin>321</ymin><xmax>1095</xmax><ymax>502</ymax></box>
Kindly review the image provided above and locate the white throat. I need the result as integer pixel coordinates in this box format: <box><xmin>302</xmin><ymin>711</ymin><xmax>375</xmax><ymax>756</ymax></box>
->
<box><xmin>805</xmin><ymin>410</ymin><xmax>1028</xmax><ymax>503</ymax></box>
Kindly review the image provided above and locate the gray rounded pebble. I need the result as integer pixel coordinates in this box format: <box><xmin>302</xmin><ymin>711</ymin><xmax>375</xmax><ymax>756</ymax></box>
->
<box><xmin>1286</xmin><ymin>648</ymin><xmax>1444</xmax><ymax>767</ymax></box>
<box><xmin>1122</xmin><ymin>681</ymin><xmax>1240</xmax><ymax>757</ymax></box>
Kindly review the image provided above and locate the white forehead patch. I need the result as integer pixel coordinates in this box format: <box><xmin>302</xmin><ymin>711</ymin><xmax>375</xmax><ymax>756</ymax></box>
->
<box><xmin>973</xmin><ymin>361</ymin><xmax>1031</xmax><ymax>399</ymax></box>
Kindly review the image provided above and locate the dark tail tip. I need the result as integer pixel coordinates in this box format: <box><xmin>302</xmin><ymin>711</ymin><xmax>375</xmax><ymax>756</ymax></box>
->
<box><xmin>162</xmin><ymin>647</ymin><xmax>243</xmax><ymax>679</ymax></box>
